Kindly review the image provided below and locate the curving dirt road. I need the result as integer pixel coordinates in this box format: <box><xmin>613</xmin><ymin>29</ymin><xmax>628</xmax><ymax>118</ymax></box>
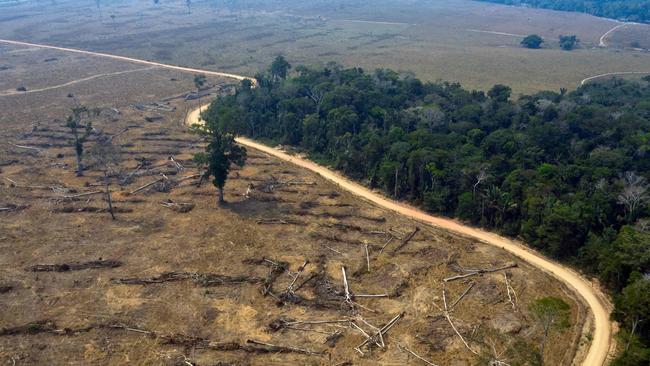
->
<box><xmin>2</xmin><ymin>38</ymin><xmax>613</xmax><ymax>366</ymax></box>
<box><xmin>0</xmin><ymin>66</ymin><xmax>157</xmax><ymax>97</ymax></box>
<box><xmin>581</xmin><ymin>71</ymin><xmax>650</xmax><ymax>85</ymax></box>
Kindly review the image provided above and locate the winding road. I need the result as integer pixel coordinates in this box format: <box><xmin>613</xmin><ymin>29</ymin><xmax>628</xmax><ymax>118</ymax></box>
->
<box><xmin>581</xmin><ymin>71</ymin><xmax>650</xmax><ymax>85</ymax></box>
<box><xmin>1</xmin><ymin>38</ymin><xmax>614</xmax><ymax>366</ymax></box>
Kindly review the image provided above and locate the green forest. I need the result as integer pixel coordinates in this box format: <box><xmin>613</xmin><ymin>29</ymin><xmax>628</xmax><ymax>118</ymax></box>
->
<box><xmin>477</xmin><ymin>0</ymin><xmax>650</xmax><ymax>23</ymax></box>
<box><xmin>202</xmin><ymin>59</ymin><xmax>650</xmax><ymax>364</ymax></box>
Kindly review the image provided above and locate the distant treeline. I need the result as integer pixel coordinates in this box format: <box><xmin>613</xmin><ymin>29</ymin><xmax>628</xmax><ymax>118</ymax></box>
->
<box><xmin>478</xmin><ymin>0</ymin><xmax>650</xmax><ymax>23</ymax></box>
<box><xmin>203</xmin><ymin>59</ymin><xmax>650</xmax><ymax>364</ymax></box>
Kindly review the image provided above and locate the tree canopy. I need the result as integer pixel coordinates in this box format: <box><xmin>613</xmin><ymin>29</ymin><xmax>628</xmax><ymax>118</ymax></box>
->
<box><xmin>559</xmin><ymin>34</ymin><xmax>579</xmax><ymax>50</ymax></box>
<box><xmin>477</xmin><ymin>0</ymin><xmax>650</xmax><ymax>23</ymax></box>
<box><xmin>521</xmin><ymin>34</ymin><xmax>544</xmax><ymax>49</ymax></box>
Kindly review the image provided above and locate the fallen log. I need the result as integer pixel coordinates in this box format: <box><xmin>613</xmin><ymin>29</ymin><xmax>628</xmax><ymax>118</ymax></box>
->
<box><xmin>0</xmin><ymin>203</ymin><xmax>29</xmax><ymax>212</ymax></box>
<box><xmin>355</xmin><ymin>312</ymin><xmax>404</xmax><ymax>354</ymax></box>
<box><xmin>112</xmin><ymin>272</ymin><xmax>262</xmax><ymax>287</ymax></box>
<box><xmin>129</xmin><ymin>174</ymin><xmax>168</xmax><ymax>195</ymax></box>
<box><xmin>246</xmin><ymin>339</ymin><xmax>323</xmax><ymax>356</ymax></box>
<box><xmin>26</xmin><ymin>260</ymin><xmax>122</xmax><ymax>272</ymax></box>
<box><xmin>257</xmin><ymin>218</ymin><xmax>306</xmax><ymax>226</ymax></box>
<box><xmin>160</xmin><ymin>200</ymin><xmax>194</xmax><ymax>213</ymax></box>
<box><xmin>443</xmin><ymin>263</ymin><xmax>517</xmax><ymax>282</ymax></box>
<box><xmin>0</xmin><ymin>320</ymin><xmax>94</xmax><ymax>336</ymax></box>
<box><xmin>391</xmin><ymin>227</ymin><xmax>420</xmax><ymax>254</ymax></box>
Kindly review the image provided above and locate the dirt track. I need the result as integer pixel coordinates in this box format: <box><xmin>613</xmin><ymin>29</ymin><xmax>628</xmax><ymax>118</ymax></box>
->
<box><xmin>1</xmin><ymin>38</ymin><xmax>614</xmax><ymax>366</ymax></box>
<box><xmin>581</xmin><ymin>71</ymin><xmax>650</xmax><ymax>85</ymax></box>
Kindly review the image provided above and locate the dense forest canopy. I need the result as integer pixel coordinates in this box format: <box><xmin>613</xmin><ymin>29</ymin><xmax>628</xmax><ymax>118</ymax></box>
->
<box><xmin>477</xmin><ymin>0</ymin><xmax>650</xmax><ymax>23</ymax></box>
<box><xmin>203</xmin><ymin>60</ymin><xmax>650</xmax><ymax>363</ymax></box>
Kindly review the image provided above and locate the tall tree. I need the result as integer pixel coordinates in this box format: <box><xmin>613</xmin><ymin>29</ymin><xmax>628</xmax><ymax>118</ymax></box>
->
<box><xmin>66</xmin><ymin>106</ymin><xmax>94</xmax><ymax>177</ymax></box>
<box><xmin>194</xmin><ymin>74</ymin><xmax>207</xmax><ymax>112</ymax></box>
<box><xmin>89</xmin><ymin>133</ymin><xmax>121</xmax><ymax>220</ymax></box>
<box><xmin>270</xmin><ymin>55</ymin><xmax>291</xmax><ymax>83</ymax></box>
<box><xmin>192</xmin><ymin>107</ymin><xmax>246</xmax><ymax>205</ymax></box>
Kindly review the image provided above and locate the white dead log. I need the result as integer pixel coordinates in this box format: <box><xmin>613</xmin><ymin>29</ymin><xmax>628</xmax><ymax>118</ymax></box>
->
<box><xmin>449</xmin><ymin>282</ymin><xmax>475</xmax><ymax>310</ymax></box>
<box><xmin>442</xmin><ymin>289</ymin><xmax>478</xmax><ymax>355</ymax></box>
<box><xmin>355</xmin><ymin>312</ymin><xmax>404</xmax><ymax>353</ymax></box>
<box><xmin>129</xmin><ymin>175</ymin><xmax>167</xmax><ymax>195</ymax></box>
<box><xmin>8</xmin><ymin>142</ymin><xmax>41</xmax><ymax>153</ymax></box>
<box><xmin>398</xmin><ymin>344</ymin><xmax>439</xmax><ymax>366</ymax></box>
<box><xmin>443</xmin><ymin>263</ymin><xmax>517</xmax><ymax>282</ymax></box>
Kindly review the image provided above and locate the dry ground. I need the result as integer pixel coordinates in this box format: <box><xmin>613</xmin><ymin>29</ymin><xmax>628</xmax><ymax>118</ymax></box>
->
<box><xmin>0</xmin><ymin>0</ymin><xmax>648</xmax><ymax>95</ymax></box>
<box><xmin>0</xmin><ymin>45</ymin><xmax>590</xmax><ymax>365</ymax></box>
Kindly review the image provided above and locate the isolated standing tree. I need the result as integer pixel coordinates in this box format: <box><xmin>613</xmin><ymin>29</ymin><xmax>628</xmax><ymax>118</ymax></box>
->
<box><xmin>67</xmin><ymin>106</ymin><xmax>94</xmax><ymax>177</ymax></box>
<box><xmin>530</xmin><ymin>296</ymin><xmax>570</xmax><ymax>358</ymax></box>
<box><xmin>521</xmin><ymin>34</ymin><xmax>544</xmax><ymax>49</ymax></box>
<box><xmin>192</xmin><ymin>110</ymin><xmax>246</xmax><ymax>205</ymax></box>
<box><xmin>89</xmin><ymin>133</ymin><xmax>121</xmax><ymax>219</ymax></box>
<box><xmin>110</xmin><ymin>14</ymin><xmax>116</xmax><ymax>30</ymax></box>
<box><xmin>270</xmin><ymin>55</ymin><xmax>291</xmax><ymax>83</ymax></box>
<box><xmin>559</xmin><ymin>35</ymin><xmax>578</xmax><ymax>50</ymax></box>
<box><xmin>194</xmin><ymin>74</ymin><xmax>207</xmax><ymax>111</ymax></box>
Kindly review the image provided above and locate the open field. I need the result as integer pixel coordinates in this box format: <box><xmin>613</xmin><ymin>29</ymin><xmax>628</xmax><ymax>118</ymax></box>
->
<box><xmin>0</xmin><ymin>0</ymin><xmax>648</xmax><ymax>95</ymax></box>
<box><xmin>0</xmin><ymin>44</ymin><xmax>592</xmax><ymax>365</ymax></box>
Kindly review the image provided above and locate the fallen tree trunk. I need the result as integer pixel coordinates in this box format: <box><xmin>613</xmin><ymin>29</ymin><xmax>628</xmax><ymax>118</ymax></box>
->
<box><xmin>111</xmin><ymin>271</ymin><xmax>262</xmax><ymax>287</ymax></box>
<box><xmin>443</xmin><ymin>263</ymin><xmax>517</xmax><ymax>282</ymax></box>
<box><xmin>26</xmin><ymin>260</ymin><xmax>122</xmax><ymax>272</ymax></box>
<box><xmin>391</xmin><ymin>227</ymin><xmax>420</xmax><ymax>254</ymax></box>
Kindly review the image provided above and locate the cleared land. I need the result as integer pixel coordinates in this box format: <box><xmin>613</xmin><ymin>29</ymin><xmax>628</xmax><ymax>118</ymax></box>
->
<box><xmin>0</xmin><ymin>0</ymin><xmax>648</xmax><ymax>95</ymax></box>
<box><xmin>0</xmin><ymin>44</ymin><xmax>590</xmax><ymax>365</ymax></box>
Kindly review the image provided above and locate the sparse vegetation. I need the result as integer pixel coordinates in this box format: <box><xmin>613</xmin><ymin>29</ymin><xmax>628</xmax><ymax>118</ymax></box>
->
<box><xmin>530</xmin><ymin>296</ymin><xmax>571</xmax><ymax>357</ymax></box>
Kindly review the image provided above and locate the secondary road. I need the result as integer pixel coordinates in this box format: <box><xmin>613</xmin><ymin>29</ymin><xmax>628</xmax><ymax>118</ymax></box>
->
<box><xmin>2</xmin><ymin>38</ymin><xmax>613</xmax><ymax>366</ymax></box>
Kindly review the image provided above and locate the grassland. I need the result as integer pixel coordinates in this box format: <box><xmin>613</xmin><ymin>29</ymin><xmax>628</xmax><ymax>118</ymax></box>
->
<box><xmin>0</xmin><ymin>0</ymin><xmax>648</xmax><ymax>95</ymax></box>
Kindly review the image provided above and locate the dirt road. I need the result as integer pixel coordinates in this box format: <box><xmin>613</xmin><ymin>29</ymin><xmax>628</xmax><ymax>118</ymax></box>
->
<box><xmin>2</xmin><ymin>38</ymin><xmax>613</xmax><ymax>366</ymax></box>
<box><xmin>599</xmin><ymin>22</ymin><xmax>639</xmax><ymax>47</ymax></box>
<box><xmin>581</xmin><ymin>71</ymin><xmax>650</xmax><ymax>85</ymax></box>
<box><xmin>0</xmin><ymin>66</ymin><xmax>157</xmax><ymax>97</ymax></box>
<box><xmin>0</xmin><ymin>39</ymin><xmax>252</xmax><ymax>82</ymax></box>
